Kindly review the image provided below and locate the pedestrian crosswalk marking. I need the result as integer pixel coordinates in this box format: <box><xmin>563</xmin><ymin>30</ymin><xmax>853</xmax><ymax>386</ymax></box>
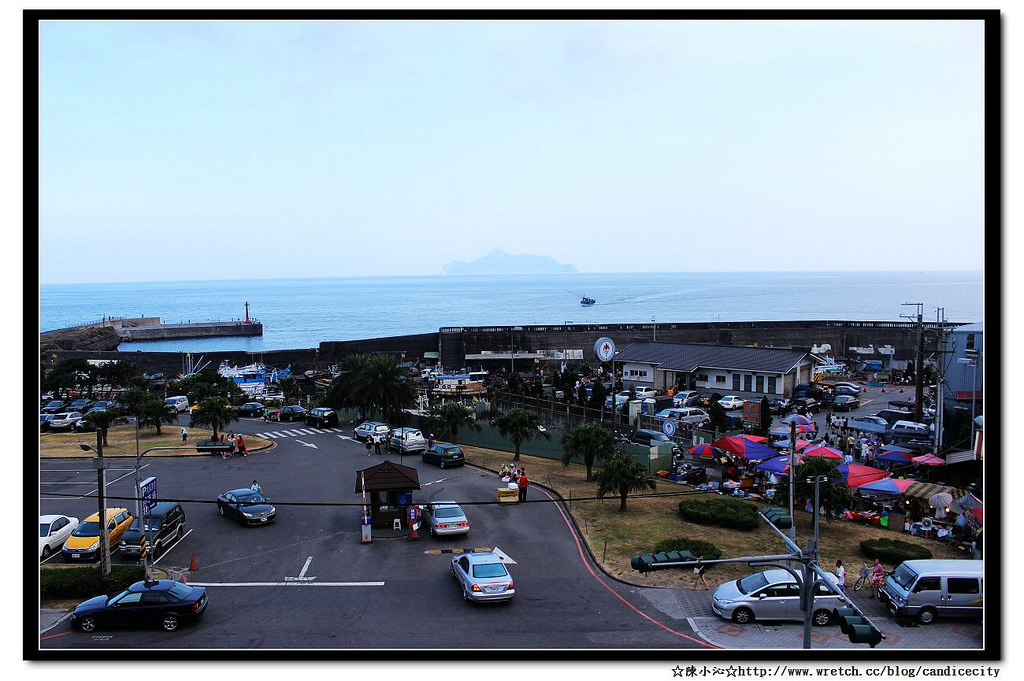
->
<box><xmin>255</xmin><ymin>427</ymin><xmax>344</xmax><ymax>440</ymax></box>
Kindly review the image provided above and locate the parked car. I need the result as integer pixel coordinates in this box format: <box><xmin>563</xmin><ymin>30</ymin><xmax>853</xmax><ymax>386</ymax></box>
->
<box><xmin>791</xmin><ymin>397</ymin><xmax>820</xmax><ymax>414</ymax></box>
<box><xmin>217</xmin><ymin>488</ymin><xmax>277</xmax><ymax>526</ymax></box>
<box><xmin>69</xmin><ymin>398</ymin><xmax>94</xmax><ymax>413</ymax></box>
<box><xmin>118</xmin><ymin>502</ymin><xmax>186</xmax><ymax>559</ymax></box>
<box><xmin>833</xmin><ymin>395</ymin><xmax>861</xmax><ymax>411</ymax></box>
<box><xmin>354</xmin><ymin>421</ymin><xmax>391</xmax><ymax>441</ymax></box>
<box><xmin>40</xmin><ymin>514</ymin><xmax>79</xmax><ymax>560</ymax></box>
<box><xmin>711</xmin><ymin>568</ymin><xmax>846</xmax><ymax>625</ymax></box>
<box><xmin>87</xmin><ymin>400</ymin><xmax>116</xmax><ymax>413</ymax></box>
<box><xmin>605</xmin><ymin>391</ymin><xmax>631</xmax><ymax>408</ymax></box>
<box><xmin>422</xmin><ymin>444</ymin><xmax>465</xmax><ymax>469</ymax></box>
<box><xmin>717</xmin><ymin>395</ymin><xmax>745</xmax><ymax>410</ymax></box>
<box><xmin>40</xmin><ymin>414</ymin><xmax>55</xmax><ymax>431</ymax></box>
<box><xmin>276</xmin><ymin>405</ymin><xmax>307</xmax><ymax>422</ymax></box>
<box><xmin>42</xmin><ymin>400</ymin><xmax>67</xmax><ymax>414</ymax></box>
<box><xmin>834</xmin><ymin>385</ymin><xmax>862</xmax><ymax>397</ymax></box>
<box><xmin>768</xmin><ymin>398</ymin><xmax>791</xmax><ymax>416</ymax></box>
<box><xmin>694</xmin><ymin>392</ymin><xmax>724</xmax><ymax>408</ymax></box>
<box><xmin>305</xmin><ymin>407</ymin><xmax>339</xmax><ymax>428</ymax></box>
<box><xmin>163</xmin><ymin>396</ymin><xmax>190</xmax><ymax>413</ymax></box>
<box><xmin>62</xmin><ymin>508</ymin><xmax>134</xmax><ymax>562</ymax></box>
<box><xmin>847</xmin><ymin>415</ymin><xmax>890</xmax><ymax>435</ymax></box>
<box><xmin>450</xmin><ymin>552</ymin><xmax>515</xmax><ymax>603</ymax></box>
<box><xmin>387</xmin><ymin>427</ymin><xmax>426</xmax><ymax>453</ymax></box>
<box><xmin>672</xmin><ymin>390</ymin><xmax>699</xmax><ymax>407</ymax></box>
<box><xmin>232</xmin><ymin>402</ymin><xmax>265</xmax><ymax>418</ymax></box>
<box><xmin>423</xmin><ymin>501</ymin><xmax>470</xmax><ymax>537</ymax></box>
<box><xmin>70</xmin><ymin>579</ymin><xmax>209</xmax><ymax>633</ymax></box>
<box><xmin>48</xmin><ymin>411</ymin><xmax>84</xmax><ymax>432</ymax></box>
<box><xmin>629</xmin><ymin>429</ymin><xmax>671</xmax><ymax>447</ymax></box>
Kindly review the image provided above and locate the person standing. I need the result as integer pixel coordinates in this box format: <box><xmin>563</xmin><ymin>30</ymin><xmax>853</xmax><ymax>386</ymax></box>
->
<box><xmin>181</xmin><ymin>426</ymin><xmax>188</xmax><ymax>443</ymax></box>
<box><xmin>365</xmin><ymin>437</ymin><xmax>373</xmax><ymax>456</ymax></box>
<box><xmin>250</xmin><ymin>479</ymin><xmax>262</xmax><ymax>493</ymax></box>
<box><xmin>373</xmin><ymin>433</ymin><xmax>383</xmax><ymax>455</ymax></box>
<box><xmin>690</xmin><ymin>558</ymin><xmax>710</xmax><ymax>590</ymax></box>
<box><xmin>262</xmin><ymin>407</ymin><xmax>268</xmax><ymax>422</ymax></box>
<box><xmin>428</xmin><ymin>433</ymin><xmax>435</xmax><ymax>449</ymax></box>
<box><xmin>237</xmin><ymin>434</ymin><xmax>247</xmax><ymax>457</ymax></box>
<box><xmin>517</xmin><ymin>468</ymin><xmax>529</xmax><ymax>502</ymax></box>
<box><xmin>835</xmin><ymin>559</ymin><xmax>846</xmax><ymax>592</ymax></box>
<box><xmin>869</xmin><ymin>558</ymin><xmax>886</xmax><ymax>598</ymax></box>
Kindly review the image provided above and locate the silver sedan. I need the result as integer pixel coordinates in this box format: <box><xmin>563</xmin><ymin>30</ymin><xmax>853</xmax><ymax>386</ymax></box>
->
<box><xmin>423</xmin><ymin>501</ymin><xmax>470</xmax><ymax>537</ymax></box>
<box><xmin>450</xmin><ymin>553</ymin><xmax>515</xmax><ymax>603</ymax></box>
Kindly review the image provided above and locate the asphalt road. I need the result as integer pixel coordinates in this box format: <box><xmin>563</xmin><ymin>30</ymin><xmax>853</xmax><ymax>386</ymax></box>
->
<box><xmin>39</xmin><ymin>413</ymin><xmax>713</xmax><ymax>651</ymax></box>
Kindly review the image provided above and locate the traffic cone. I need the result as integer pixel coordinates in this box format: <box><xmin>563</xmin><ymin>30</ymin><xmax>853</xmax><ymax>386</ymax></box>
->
<box><xmin>189</xmin><ymin>554</ymin><xmax>197</xmax><ymax>571</ymax></box>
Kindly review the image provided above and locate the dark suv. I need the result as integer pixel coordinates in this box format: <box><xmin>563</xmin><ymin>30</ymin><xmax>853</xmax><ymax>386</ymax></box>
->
<box><xmin>792</xmin><ymin>397</ymin><xmax>820</xmax><ymax>414</ymax></box>
<box><xmin>630</xmin><ymin>429</ymin><xmax>672</xmax><ymax>447</ymax></box>
<box><xmin>119</xmin><ymin>502</ymin><xmax>186</xmax><ymax>559</ymax></box>
<box><xmin>276</xmin><ymin>405</ymin><xmax>307</xmax><ymax>422</ymax></box>
<box><xmin>305</xmin><ymin>407</ymin><xmax>339</xmax><ymax>428</ymax></box>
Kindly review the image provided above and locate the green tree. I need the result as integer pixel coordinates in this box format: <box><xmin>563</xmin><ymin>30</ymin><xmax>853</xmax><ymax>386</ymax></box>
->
<box><xmin>278</xmin><ymin>376</ymin><xmax>300</xmax><ymax>402</ymax></box>
<box><xmin>189</xmin><ymin>397</ymin><xmax>239</xmax><ymax>442</ymax></box>
<box><xmin>708</xmin><ymin>402</ymin><xmax>728</xmax><ymax>432</ymax></box>
<box><xmin>135</xmin><ymin>394</ymin><xmax>176</xmax><ymax>435</ymax></box>
<box><xmin>562</xmin><ymin>422</ymin><xmax>617</xmax><ymax>481</ymax></box>
<box><xmin>495</xmin><ymin>408</ymin><xmax>550</xmax><ymax>462</ymax></box>
<box><xmin>771</xmin><ymin>456</ymin><xmax>852</xmax><ymax>520</ymax></box>
<box><xmin>80</xmin><ymin>408</ymin><xmax>126</xmax><ymax>447</ymax></box>
<box><xmin>755</xmin><ymin>396</ymin><xmax>772</xmax><ymax>438</ymax></box>
<box><xmin>588</xmin><ymin>381</ymin><xmax>608</xmax><ymax>410</ymax></box>
<box><xmin>324</xmin><ymin>354</ymin><xmax>415</xmax><ymax>423</ymax></box>
<box><xmin>427</xmin><ymin>402</ymin><xmax>480</xmax><ymax>444</ymax></box>
<box><xmin>42</xmin><ymin>357</ymin><xmax>91</xmax><ymax>399</ymax></box>
<box><xmin>96</xmin><ymin>359</ymin><xmax>137</xmax><ymax>388</ymax></box>
<box><xmin>594</xmin><ymin>451</ymin><xmax>657</xmax><ymax>512</ymax></box>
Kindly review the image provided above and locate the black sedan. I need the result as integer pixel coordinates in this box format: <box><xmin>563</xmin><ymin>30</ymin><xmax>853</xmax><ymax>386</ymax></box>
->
<box><xmin>233</xmin><ymin>402</ymin><xmax>265</xmax><ymax>417</ymax></box>
<box><xmin>42</xmin><ymin>400</ymin><xmax>66</xmax><ymax>414</ymax></box>
<box><xmin>70</xmin><ymin>579</ymin><xmax>208</xmax><ymax>633</ymax></box>
<box><xmin>69</xmin><ymin>398</ymin><xmax>94</xmax><ymax>412</ymax></box>
<box><xmin>305</xmin><ymin>407</ymin><xmax>339</xmax><ymax>428</ymax></box>
<box><xmin>216</xmin><ymin>488</ymin><xmax>277</xmax><ymax>526</ymax></box>
<box><xmin>422</xmin><ymin>444</ymin><xmax>465</xmax><ymax>469</ymax></box>
<box><xmin>276</xmin><ymin>405</ymin><xmax>307</xmax><ymax>422</ymax></box>
<box><xmin>833</xmin><ymin>395</ymin><xmax>861</xmax><ymax>411</ymax></box>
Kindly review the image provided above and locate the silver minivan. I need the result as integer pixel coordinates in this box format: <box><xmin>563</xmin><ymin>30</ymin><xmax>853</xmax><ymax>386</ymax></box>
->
<box><xmin>891</xmin><ymin>420</ymin><xmax>931</xmax><ymax>440</ymax></box>
<box><xmin>879</xmin><ymin>559</ymin><xmax>983</xmax><ymax>624</ymax></box>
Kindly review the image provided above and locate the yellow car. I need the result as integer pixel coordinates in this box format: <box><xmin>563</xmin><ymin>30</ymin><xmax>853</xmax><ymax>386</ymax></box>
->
<box><xmin>61</xmin><ymin>508</ymin><xmax>134</xmax><ymax>562</ymax></box>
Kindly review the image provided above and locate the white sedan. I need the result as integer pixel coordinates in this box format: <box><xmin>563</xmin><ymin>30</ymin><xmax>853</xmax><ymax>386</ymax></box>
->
<box><xmin>40</xmin><ymin>514</ymin><xmax>79</xmax><ymax>560</ymax></box>
<box><xmin>717</xmin><ymin>396</ymin><xmax>746</xmax><ymax>410</ymax></box>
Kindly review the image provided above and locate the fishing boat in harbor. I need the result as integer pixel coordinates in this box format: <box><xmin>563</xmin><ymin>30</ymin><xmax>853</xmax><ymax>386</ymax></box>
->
<box><xmin>580</xmin><ymin>296</ymin><xmax>596</xmax><ymax>307</ymax></box>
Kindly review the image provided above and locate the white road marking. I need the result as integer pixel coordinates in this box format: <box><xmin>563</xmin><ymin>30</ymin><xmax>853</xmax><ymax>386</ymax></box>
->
<box><xmin>285</xmin><ymin>430</ymin><xmax>304</xmax><ymax>436</ymax></box>
<box><xmin>309</xmin><ymin>428</ymin><xmax>326</xmax><ymax>434</ymax></box>
<box><xmin>296</xmin><ymin>440</ymin><xmax>318</xmax><ymax>449</ymax></box>
<box><xmin>189</xmin><ymin>581</ymin><xmax>385</xmax><ymax>587</ymax></box>
<box><xmin>491</xmin><ymin>546</ymin><xmax>517</xmax><ymax>564</ymax></box>
<box><xmin>284</xmin><ymin>556</ymin><xmax>317</xmax><ymax>582</ymax></box>
<box><xmin>151</xmin><ymin>528</ymin><xmax>193</xmax><ymax>565</ymax></box>
<box><xmin>270</xmin><ymin>431</ymin><xmax>288</xmax><ymax>438</ymax></box>
<box><xmin>257</xmin><ymin>432</ymin><xmax>278</xmax><ymax>439</ymax></box>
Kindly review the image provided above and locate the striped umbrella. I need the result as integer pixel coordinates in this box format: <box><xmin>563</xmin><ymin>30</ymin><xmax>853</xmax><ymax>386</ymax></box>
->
<box><xmin>689</xmin><ymin>443</ymin><xmax>725</xmax><ymax>459</ymax></box>
<box><xmin>754</xmin><ymin>455</ymin><xmax>798</xmax><ymax>475</ymax></box>
<box><xmin>782</xmin><ymin>414</ymin><xmax>814</xmax><ymax>426</ymax></box>
<box><xmin>835</xmin><ymin>463</ymin><xmax>890</xmax><ymax>488</ymax></box>
<box><xmin>770</xmin><ymin>425</ymin><xmax>815</xmax><ymax>437</ymax></box>
<box><xmin>875</xmin><ymin>448</ymin><xmax>914</xmax><ymax>464</ymax></box>
<box><xmin>711</xmin><ymin>435</ymin><xmax>780</xmax><ymax>461</ymax></box>
<box><xmin>739</xmin><ymin>434</ymin><xmax>769</xmax><ymax>444</ymax></box>
<box><xmin>881</xmin><ymin>444</ymin><xmax>913</xmax><ymax>454</ymax></box>
<box><xmin>802</xmin><ymin>445</ymin><xmax>844</xmax><ymax>460</ymax></box>
<box><xmin>903</xmin><ymin>481</ymin><xmax>958</xmax><ymax>500</ymax></box>
<box><xmin>771</xmin><ymin>438</ymin><xmax>815</xmax><ymax>451</ymax></box>
<box><xmin>855</xmin><ymin>477</ymin><xmax>915</xmax><ymax>495</ymax></box>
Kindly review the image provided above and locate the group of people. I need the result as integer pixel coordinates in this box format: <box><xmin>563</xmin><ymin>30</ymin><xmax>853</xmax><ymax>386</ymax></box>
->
<box><xmin>499</xmin><ymin>463</ymin><xmax>530</xmax><ymax>502</ymax></box>
<box><xmin>834</xmin><ymin>558</ymin><xmax>888</xmax><ymax>598</ymax></box>
<box><xmin>216</xmin><ymin>431</ymin><xmax>247</xmax><ymax>458</ymax></box>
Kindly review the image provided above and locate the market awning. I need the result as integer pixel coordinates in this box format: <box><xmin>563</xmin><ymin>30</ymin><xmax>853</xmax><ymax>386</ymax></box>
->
<box><xmin>903</xmin><ymin>481</ymin><xmax>959</xmax><ymax>500</ymax></box>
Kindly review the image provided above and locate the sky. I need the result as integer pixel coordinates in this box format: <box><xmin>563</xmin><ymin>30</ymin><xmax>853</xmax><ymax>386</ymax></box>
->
<box><xmin>34</xmin><ymin>18</ymin><xmax>988</xmax><ymax>284</ymax></box>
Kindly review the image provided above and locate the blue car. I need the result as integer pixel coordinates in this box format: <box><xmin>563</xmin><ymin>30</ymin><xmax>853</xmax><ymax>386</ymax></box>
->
<box><xmin>71</xmin><ymin>579</ymin><xmax>208</xmax><ymax>632</ymax></box>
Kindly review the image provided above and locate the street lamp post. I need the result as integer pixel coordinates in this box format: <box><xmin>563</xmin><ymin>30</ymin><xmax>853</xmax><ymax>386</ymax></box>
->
<box><xmin>80</xmin><ymin>430</ymin><xmax>110</xmax><ymax>576</ymax></box>
<box><xmin>958</xmin><ymin>352</ymin><xmax>980</xmax><ymax>452</ymax></box>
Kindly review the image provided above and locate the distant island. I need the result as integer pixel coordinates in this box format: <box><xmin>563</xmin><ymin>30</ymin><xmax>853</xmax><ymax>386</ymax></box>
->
<box><xmin>443</xmin><ymin>249</ymin><xmax>577</xmax><ymax>275</ymax></box>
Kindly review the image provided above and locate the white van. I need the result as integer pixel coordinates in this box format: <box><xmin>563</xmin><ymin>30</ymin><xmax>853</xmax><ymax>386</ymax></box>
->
<box><xmin>164</xmin><ymin>396</ymin><xmax>190</xmax><ymax>413</ymax></box>
<box><xmin>891</xmin><ymin>420</ymin><xmax>931</xmax><ymax>439</ymax></box>
<box><xmin>879</xmin><ymin>559</ymin><xmax>983</xmax><ymax>624</ymax></box>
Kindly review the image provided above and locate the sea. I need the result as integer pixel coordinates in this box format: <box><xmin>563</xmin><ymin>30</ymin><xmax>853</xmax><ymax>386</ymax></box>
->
<box><xmin>38</xmin><ymin>271</ymin><xmax>984</xmax><ymax>354</ymax></box>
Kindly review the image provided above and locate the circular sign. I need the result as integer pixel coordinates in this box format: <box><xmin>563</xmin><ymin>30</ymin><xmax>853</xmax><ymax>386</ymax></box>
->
<box><xmin>595</xmin><ymin>337</ymin><xmax>616</xmax><ymax>362</ymax></box>
<box><xmin>663</xmin><ymin>419</ymin><xmax>678</xmax><ymax>437</ymax></box>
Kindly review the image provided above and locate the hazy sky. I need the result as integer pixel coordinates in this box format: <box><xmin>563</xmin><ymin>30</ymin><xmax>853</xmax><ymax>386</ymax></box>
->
<box><xmin>37</xmin><ymin>19</ymin><xmax>986</xmax><ymax>284</ymax></box>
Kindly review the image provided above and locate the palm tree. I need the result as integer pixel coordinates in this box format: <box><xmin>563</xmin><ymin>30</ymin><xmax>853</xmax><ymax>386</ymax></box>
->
<box><xmin>494</xmin><ymin>408</ymin><xmax>550</xmax><ymax>462</ymax></box>
<box><xmin>594</xmin><ymin>451</ymin><xmax>657</xmax><ymax>512</ymax></box>
<box><xmin>136</xmin><ymin>394</ymin><xmax>177</xmax><ymax>435</ymax></box>
<box><xmin>189</xmin><ymin>397</ymin><xmax>239</xmax><ymax>442</ymax></box>
<box><xmin>324</xmin><ymin>354</ymin><xmax>416</xmax><ymax>422</ymax></box>
<box><xmin>561</xmin><ymin>422</ymin><xmax>616</xmax><ymax>481</ymax></box>
<box><xmin>773</xmin><ymin>456</ymin><xmax>852</xmax><ymax>520</ymax></box>
<box><xmin>427</xmin><ymin>402</ymin><xmax>479</xmax><ymax>444</ymax></box>
<box><xmin>278</xmin><ymin>376</ymin><xmax>299</xmax><ymax>403</ymax></box>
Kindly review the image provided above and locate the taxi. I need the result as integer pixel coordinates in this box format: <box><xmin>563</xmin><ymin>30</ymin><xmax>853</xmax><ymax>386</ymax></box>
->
<box><xmin>62</xmin><ymin>508</ymin><xmax>134</xmax><ymax>562</ymax></box>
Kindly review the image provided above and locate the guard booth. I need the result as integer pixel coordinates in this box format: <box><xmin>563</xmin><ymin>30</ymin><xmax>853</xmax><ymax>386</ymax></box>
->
<box><xmin>354</xmin><ymin>461</ymin><xmax>421</xmax><ymax>530</ymax></box>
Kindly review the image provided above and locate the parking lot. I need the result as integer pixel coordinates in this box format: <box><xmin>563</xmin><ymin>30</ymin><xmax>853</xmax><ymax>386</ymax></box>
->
<box><xmin>38</xmin><ymin>407</ymin><xmax>982</xmax><ymax>652</ymax></box>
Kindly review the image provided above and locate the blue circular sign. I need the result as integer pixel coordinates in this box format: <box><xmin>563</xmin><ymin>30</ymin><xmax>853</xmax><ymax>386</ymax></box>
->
<box><xmin>663</xmin><ymin>419</ymin><xmax>678</xmax><ymax>437</ymax></box>
<box><xmin>595</xmin><ymin>337</ymin><xmax>616</xmax><ymax>362</ymax></box>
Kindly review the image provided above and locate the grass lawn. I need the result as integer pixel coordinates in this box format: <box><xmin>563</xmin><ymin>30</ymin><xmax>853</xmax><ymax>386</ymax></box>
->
<box><xmin>40</xmin><ymin>425</ymin><xmax>272</xmax><ymax>459</ymax></box>
<box><xmin>460</xmin><ymin>445</ymin><xmax>965</xmax><ymax>591</ymax></box>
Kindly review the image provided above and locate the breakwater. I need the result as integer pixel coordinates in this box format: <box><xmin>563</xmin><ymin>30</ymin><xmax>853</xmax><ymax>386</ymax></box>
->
<box><xmin>44</xmin><ymin>320</ymin><xmax>951</xmax><ymax>378</ymax></box>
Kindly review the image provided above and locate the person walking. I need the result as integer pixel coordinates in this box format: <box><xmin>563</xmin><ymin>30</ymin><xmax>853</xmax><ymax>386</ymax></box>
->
<box><xmin>428</xmin><ymin>433</ymin><xmax>435</xmax><ymax>449</ymax></box>
<box><xmin>690</xmin><ymin>558</ymin><xmax>710</xmax><ymax>590</ymax></box>
<box><xmin>237</xmin><ymin>434</ymin><xmax>247</xmax><ymax>457</ymax></box>
<box><xmin>262</xmin><ymin>407</ymin><xmax>268</xmax><ymax>422</ymax></box>
<box><xmin>181</xmin><ymin>426</ymin><xmax>188</xmax><ymax>443</ymax></box>
<box><xmin>365</xmin><ymin>437</ymin><xmax>373</xmax><ymax>456</ymax></box>
<box><xmin>517</xmin><ymin>468</ymin><xmax>529</xmax><ymax>502</ymax></box>
<box><xmin>835</xmin><ymin>559</ymin><xmax>846</xmax><ymax>592</ymax></box>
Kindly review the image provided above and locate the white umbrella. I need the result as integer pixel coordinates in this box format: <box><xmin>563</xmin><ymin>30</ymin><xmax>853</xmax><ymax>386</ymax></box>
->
<box><xmin>929</xmin><ymin>492</ymin><xmax>954</xmax><ymax>519</ymax></box>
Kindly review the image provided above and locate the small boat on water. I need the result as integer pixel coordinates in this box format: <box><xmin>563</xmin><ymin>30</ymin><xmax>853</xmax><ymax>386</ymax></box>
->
<box><xmin>580</xmin><ymin>296</ymin><xmax>596</xmax><ymax>307</ymax></box>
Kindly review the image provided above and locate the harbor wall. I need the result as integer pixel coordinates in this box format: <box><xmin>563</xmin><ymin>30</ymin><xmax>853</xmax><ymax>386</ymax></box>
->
<box><xmin>117</xmin><ymin>321</ymin><xmax>263</xmax><ymax>342</ymax></box>
<box><xmin>43</xmin><ymin>321</ymin><xmax>947</xmax><ymax>379</ymax></box>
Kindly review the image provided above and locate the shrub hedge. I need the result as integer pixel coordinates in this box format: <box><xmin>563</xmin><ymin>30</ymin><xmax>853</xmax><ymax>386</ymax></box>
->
<box><xmin>859</xmin><ymin>538</ymin><xmax>933</xmax><ymax>564</ymax></box>
<box><xmin>653</xmin><ymin>538</ymin><xmax>722</xmax><ymax>562</ymax></box>
<box><xmin>678</xmin><ymin>496</ymin><xmax>759</xmax><ymax>531</ymax></box>
<box><xmin>40</xmin><ymin>564</ymin><xmax>145</xmax><ymax>600</ymax></box>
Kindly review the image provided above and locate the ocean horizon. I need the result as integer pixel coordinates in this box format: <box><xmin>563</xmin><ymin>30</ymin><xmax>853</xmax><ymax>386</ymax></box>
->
<box><xmin>39</xmin><ymin>270</ymin><xmax>984</xmax><ymax>354</ymax></box>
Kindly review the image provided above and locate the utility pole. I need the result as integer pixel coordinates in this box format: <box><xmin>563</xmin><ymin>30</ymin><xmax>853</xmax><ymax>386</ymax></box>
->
<box><xmin>93</xmin><ymin>429</ymin><xmax>111</xmax><ymax>576</ymax></box>
<box><xmin>933</xmin><ymin>308</ymin><xmax>947</xmax><ymax>457</ymax></box>
<box><xmin>901</xmin><ymin>303</ymin><xmax>924</xmax><ymax>423</ymax></box>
